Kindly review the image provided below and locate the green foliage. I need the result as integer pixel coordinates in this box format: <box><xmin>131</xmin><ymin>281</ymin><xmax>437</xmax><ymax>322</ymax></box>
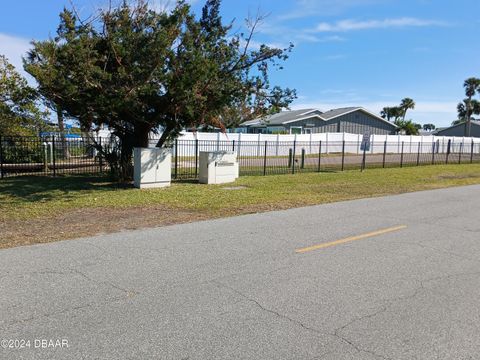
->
<box><xmin>455</xmin><ymin>77</ymin><xmax>480</xmax><ymax>136</ymax></box>
<box><xmin>1</xmin><ymin>137</ymin><xmax>44</xmax><ymax>163</ymax></box>
<box><xmin>0</xmin><ymin>55</ymin><xmax>48</xmax><ymax>136</ymax></box>
<box><xmin>399</xmin><ymin>97</ymin><xmax>415</xmax><ymax>120</ymax></box>
<box><xmin>380</xmin><ymin>106</ymin><xmax>402</xmax><ymax>122</ymax></box>
<box><xmin>381</xmin><ymin>98</ymin><xmax>416</xmax><ymax>124</ymax></box>
<box><xmin>25</xmin><ymin>0</ymin><xmax>296</xmax><ymax>181</ymax></box>
<box><xmin>457</xmin><ymin>78</ymin><xmax>480</xmax><ymax>121</ymax></box>
<box><xmin>394</xmin><ymin>119</ymin><xmax>420</xmax><ymax>135</ymax></box>
<box><xmin>423</xmin><ymin>123</ymin><xmax>436</xmax><ymax>131</ymax></box>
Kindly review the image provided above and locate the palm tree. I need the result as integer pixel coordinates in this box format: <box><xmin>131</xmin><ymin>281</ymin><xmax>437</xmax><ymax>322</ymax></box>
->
<box><xmin>400</xmin><ymin>98</ymin><xmax>415</xmax><ymax>121</ymax></box>
<box><xmin>380</xmin><ymin>106</ymin><xmax>402</xmax><ymax>122</ymax></box>
<box><xmin>380</xmin><ymin>107</ymin><xmax>392</xmax><ymax>121</ymax></box>
<box><xmin>463</xmin><ymin>77</ymin><xmax>480</xmax><ymax>136</ymax></box>
<box><xmin>394</xmin><ymin>119</ymin><xmax>419</xmax><ymax>135</ymax></box>
<box><xmin>423</xmin><ymin>123</ymin><xmax>436</xmax><ymax>131</ymax></box>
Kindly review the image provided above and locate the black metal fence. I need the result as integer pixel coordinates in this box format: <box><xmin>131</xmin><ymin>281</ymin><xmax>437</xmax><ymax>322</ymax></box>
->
<box><xmin>0</xmin><ymin>135</ymin><xmax>104</xmax><ymax>178</ymax></box>
<box><xmin>1</xmin><ymin>135</ymin><xmax>480</xmax><ymax>180</ymax></box>
<box><xmin>168</xmin><ymin>138</ymin><xmax>480</xmax><ymax>179</ymax></box>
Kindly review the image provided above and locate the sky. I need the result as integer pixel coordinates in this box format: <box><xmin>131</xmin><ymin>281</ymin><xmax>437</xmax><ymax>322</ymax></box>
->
<box><xmin>0</xmin><ymin>0</ymin><xmax>479</xmax><ymax>127</ymax></box>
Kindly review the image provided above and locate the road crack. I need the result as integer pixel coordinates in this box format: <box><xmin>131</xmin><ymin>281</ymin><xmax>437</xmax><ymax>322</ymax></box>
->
<box><xmin>332</xmin><ymin>306</ymin><xmax>390</xmax><ymax>360</ymax></box>
<box><xmin>211</xmin><ymin>280</ymin><xmax>326</xmax><ymax>336</ymax></box>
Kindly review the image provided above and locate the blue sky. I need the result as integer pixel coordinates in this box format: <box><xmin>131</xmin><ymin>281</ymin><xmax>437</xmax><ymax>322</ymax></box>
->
<box><xmin>1</xmin><ymin>0</ymin><xmax>479</xmax><ymax>126</ymax></box>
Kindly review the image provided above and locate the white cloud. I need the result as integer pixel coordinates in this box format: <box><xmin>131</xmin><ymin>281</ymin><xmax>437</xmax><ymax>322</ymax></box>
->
<box><xmin>278</xmin><ymin>0</ymin><xmax>385</xmax><ymax>20</ymax></box>
<box><xmin>295</xmin><ymin>34</ymin><xmax>347</xmax><ymax>43</ymax></box>
<box><xmin>0</xmin><ymin>33</ymin><xmax>32</xmax><ymax>75</ymax></box>
<box><xmin>312</xmin><ymin>17</ymin><xmax>447</xmax><ymax>32</ymax></box>
<box><xmin>257</xmin><ymin>22</ymin><xmax>346</xmax><ymax>45</ymax></box>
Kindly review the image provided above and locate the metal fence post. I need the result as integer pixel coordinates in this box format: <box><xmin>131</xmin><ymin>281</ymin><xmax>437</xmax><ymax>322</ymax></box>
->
<box><xmin>301</xmin><ymin>148</ymin><xmax>305</xmax><ymax>169</ymax></box>
<box><xmin>174</xmin><ymin>138</ymin><xmax>178</xmax><ymax>179</ymax></box>
<box><xmin>288</xmin><ymin>148</ymin><xmax>293</xmax><ymax>168</ymax></box>
<box><xmin>432</xmin><ymin>141</ymin><xmax>436</xmax><ymax>165</ymax></box>
<box><xmin>99</xmin><ymin>137</ymin><xmax>104</xmax><ymax>173</ymax></box>
<box><xmin>43</xmin><ymin>141</ymin><xmax>48</xmax><ymax>173</ymax></box>
<box><xmin>382</xmin><ymin>140</ymin><xmax>387</xmax><ymax>168</ymax></box>
<box><xmin>0</xmin><ymin>135</ymin><xmax>4</xmax><ymax>179</ymax></box>
<box><xmin>292</xmin><ymin>140</ymin><xmax>296</xmax><ymax>174</ymax></box>
<box><xmin>237</xmin><ymin>134</ymin><xmax>242</xmax><ymax>158</ymax></box>
<box><xmin>232</xmin><ymin>140</ymin><xmax>235</xmax><ymax>152</ymax></box>
<box><xmin>400</xmin><ymin>141</ymin><xmax>404</xmax><ymax>168</ymax></box>
<box><xmin>458</xmin><ymin>143</ymin><xmax>463</xmax><ymax>164</ymax></box>
<box><xmin>416</xmin><ymin>142</ymin><xmax>421</xmax><ymax>166</ymax></box>
<box><xmin>446</xmin><ymin>139</ymin><xmax>451</xmax><ymax>164</ymax></box>
<box><xmin>361</xmin><ymin>144</ymin><xmax>367</xmax><ymax>172</ymax></box>
<box><xmin>471</xmin><ymin>140</ymin><xmax>474</xmax><ymax>164</ymax></box>
<box><xmin>52</xmin><ymin>136</ymin><xmax>56</xmax><ymax>177</ymax></box>
<box><xmin>317</xmin><ymin>141</ymin><xmax>322</xmax><ymax>172</ymax></box>
<box><xmin>194</xmin><ymin>139</ymin><xmax>198</xmax><ymax>178</ymax></box>
<box><xmin>263</xmin><ymin>141</ymin><xmax>267</xmax><ymax>176</ymax></box>
<box><xmin>341</xmin><ymin>140</ymin><xmax>345</xmax><ymax>171</ymax></box>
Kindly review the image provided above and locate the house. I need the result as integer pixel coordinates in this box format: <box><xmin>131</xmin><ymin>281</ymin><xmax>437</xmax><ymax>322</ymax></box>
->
<box><xmin>237</xmin><ymin>107</ymin><xmax>398</xmax><ymax>135</ymax></box>
<box><xmin>433</xmin><ymin>121</ymin><xmax>480</xmax><ymax>137</ymax></box>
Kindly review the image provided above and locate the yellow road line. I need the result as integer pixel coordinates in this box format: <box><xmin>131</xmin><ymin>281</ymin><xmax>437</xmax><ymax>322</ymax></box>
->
<box><xmin>295</xmin><ymin>225</ymin><xmax>407</xmax><ymax>254</ymax></box>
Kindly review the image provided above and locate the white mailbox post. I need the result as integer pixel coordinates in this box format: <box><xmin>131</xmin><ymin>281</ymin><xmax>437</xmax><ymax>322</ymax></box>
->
<box><xmin>199</xmin><ymin>151</ymin><xmax>239</xmax><ymax>184</ymax></box>
<box><xmin>133</xmin><ymin>147</ymin><xmax>172</xmax><ymax>188</ymax></box>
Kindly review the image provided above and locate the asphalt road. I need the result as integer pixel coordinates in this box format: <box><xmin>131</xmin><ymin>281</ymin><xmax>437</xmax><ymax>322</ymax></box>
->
<box><xmin>2</xmin><ymin>185</ymin><xmax>480</xmax><ymax>359</ymax></box>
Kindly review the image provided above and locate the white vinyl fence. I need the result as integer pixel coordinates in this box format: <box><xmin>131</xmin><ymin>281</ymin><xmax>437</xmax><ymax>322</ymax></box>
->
<box><xmin>153</xmin><ymin>131</ymin><xmax>480</xmax><ymax>158</ymax></box>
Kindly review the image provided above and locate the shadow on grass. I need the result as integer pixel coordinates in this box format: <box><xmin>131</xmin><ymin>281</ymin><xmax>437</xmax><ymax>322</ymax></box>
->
<box><xmin>0</xmin><ymin>174</ymin><xmax>132</xmax><ymax>203</ymax></box>
<box><xmin>172</xmin><ymin>178</ymin><xmax>201</xmax><ymax>184</ymax></box>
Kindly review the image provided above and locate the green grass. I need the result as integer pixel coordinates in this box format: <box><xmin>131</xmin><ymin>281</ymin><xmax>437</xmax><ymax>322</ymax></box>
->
<box><xmin>2</xmin><ymin>163</ymin><xmax>480</xmax><ymax>222</ymax></box>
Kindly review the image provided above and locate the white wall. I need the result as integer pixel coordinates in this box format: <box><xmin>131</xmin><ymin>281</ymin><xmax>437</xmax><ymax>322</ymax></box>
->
<box><xmin>156</xmin><ymin>132</ymin><xmax>480</xmax><ymax>157</ymax></box>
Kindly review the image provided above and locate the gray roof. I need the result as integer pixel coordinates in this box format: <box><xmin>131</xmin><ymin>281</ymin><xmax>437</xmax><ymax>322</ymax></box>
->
<box><xmin>240</xmin><ymin>106</ymin><xmax>397</xmax><ymax>128</ymax></box>
<box><xmin>319</xmin><ymin>107</ymin><xmax>360</xmax><ymax>120</ymax></box>
<box><xmin>241</xmin><ymin>109</ymin><xmax>320</xmax><ymax>127</ymax></box>
<box><xmin>433</xmin><ymin>120</ymin><xmax>480</xmax><ymax>134</ymax></box>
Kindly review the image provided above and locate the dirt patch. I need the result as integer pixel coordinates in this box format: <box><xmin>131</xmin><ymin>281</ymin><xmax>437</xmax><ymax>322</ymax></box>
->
<box><xmin>0</xmin><ymin>201</ymin><xmax>320</xmax><ymax>249</ymax></box>
<box><xmin>0</xmin><ymin>206</ymin><xmax>210</xmax><ymax>249</ymax></box>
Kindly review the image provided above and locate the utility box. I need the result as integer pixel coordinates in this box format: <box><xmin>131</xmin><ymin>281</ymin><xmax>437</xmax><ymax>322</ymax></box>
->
<box><xmin>133</xmin><ymin>147</ymin><xmax>172</xmax><ymax>189</ymax></box>
<box><xmin>199</xmin><ymin>151</ymin><xmax>239</xmax><ymax>184</ymax></box>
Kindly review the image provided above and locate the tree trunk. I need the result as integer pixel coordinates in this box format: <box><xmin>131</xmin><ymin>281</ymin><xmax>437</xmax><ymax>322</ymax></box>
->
<box><xmin>116</xmin><ymin>124</ymin><xmax>151</xmax><ymax>182</ymax></box>
<box><xmin>134</xmin><ymin>123</ymin><xmax>151</xmax><ymax>148</ymax></box>
<box><xmin>119</xmin><ymin>136</ymin><xmax>134</xmax><ymax>182</ymax></box>
<box><xmin>156</xmin><ymin>125</ymin><xmax>173</xmax><ymax>148</ymax></box>
<box><xmin>466</xmin><ymin>97</ymin><xmax>472</xmax><ymax>137</ymax></box>
<box><xmin>56</xmin><ymin>106</ymin><xmax>70</xmax><ymax>158</ymax></box>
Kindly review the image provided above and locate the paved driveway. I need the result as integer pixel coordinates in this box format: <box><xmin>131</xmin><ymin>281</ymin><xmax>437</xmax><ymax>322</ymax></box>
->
<box><xmin>1</xmin><ymin>185</ymin><xmax>480</xmax><ymax>359</ymax></box>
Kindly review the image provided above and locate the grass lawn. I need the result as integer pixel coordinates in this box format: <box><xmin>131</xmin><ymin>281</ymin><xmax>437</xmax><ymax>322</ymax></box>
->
<box><xmin>1</xmin><ymin>163</ymin><xmax>480</xmax><ymax>249</ymax></box>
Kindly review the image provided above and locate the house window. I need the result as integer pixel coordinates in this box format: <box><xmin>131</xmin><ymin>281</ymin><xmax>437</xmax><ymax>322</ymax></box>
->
<box><xmin>290</xmin><ymin>127</ymin><xmax>302</xmax><ymax>134</ymax></box>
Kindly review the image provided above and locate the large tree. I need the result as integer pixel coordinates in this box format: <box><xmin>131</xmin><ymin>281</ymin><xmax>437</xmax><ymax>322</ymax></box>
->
<box><xmin>399</xmin><ymin>97</ymin><xmax>415</xmax><ymax>121</ymax></box>
<box><xmin>25</xmin><ymin>0</ymin><xmax>296</xmax><ymax>180</ymax></box>
<box><xmin>380</xmin><ymin>106</ymin><xmax>402</xmax><ymax>122</ymax></box>
<box><xmin>457</xmin><ymin>99</ymin><xmax>480</xmax><ymax>121</ymax></box>
<box><xmin>0</xmin><ymin>55</ymin><xmax>48</xmax><ymax>136</ymax></box>
<box><xmin>457</xmin><ymin>77</ymin><xmax>480</xmax><ymax>136</ymax></box>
